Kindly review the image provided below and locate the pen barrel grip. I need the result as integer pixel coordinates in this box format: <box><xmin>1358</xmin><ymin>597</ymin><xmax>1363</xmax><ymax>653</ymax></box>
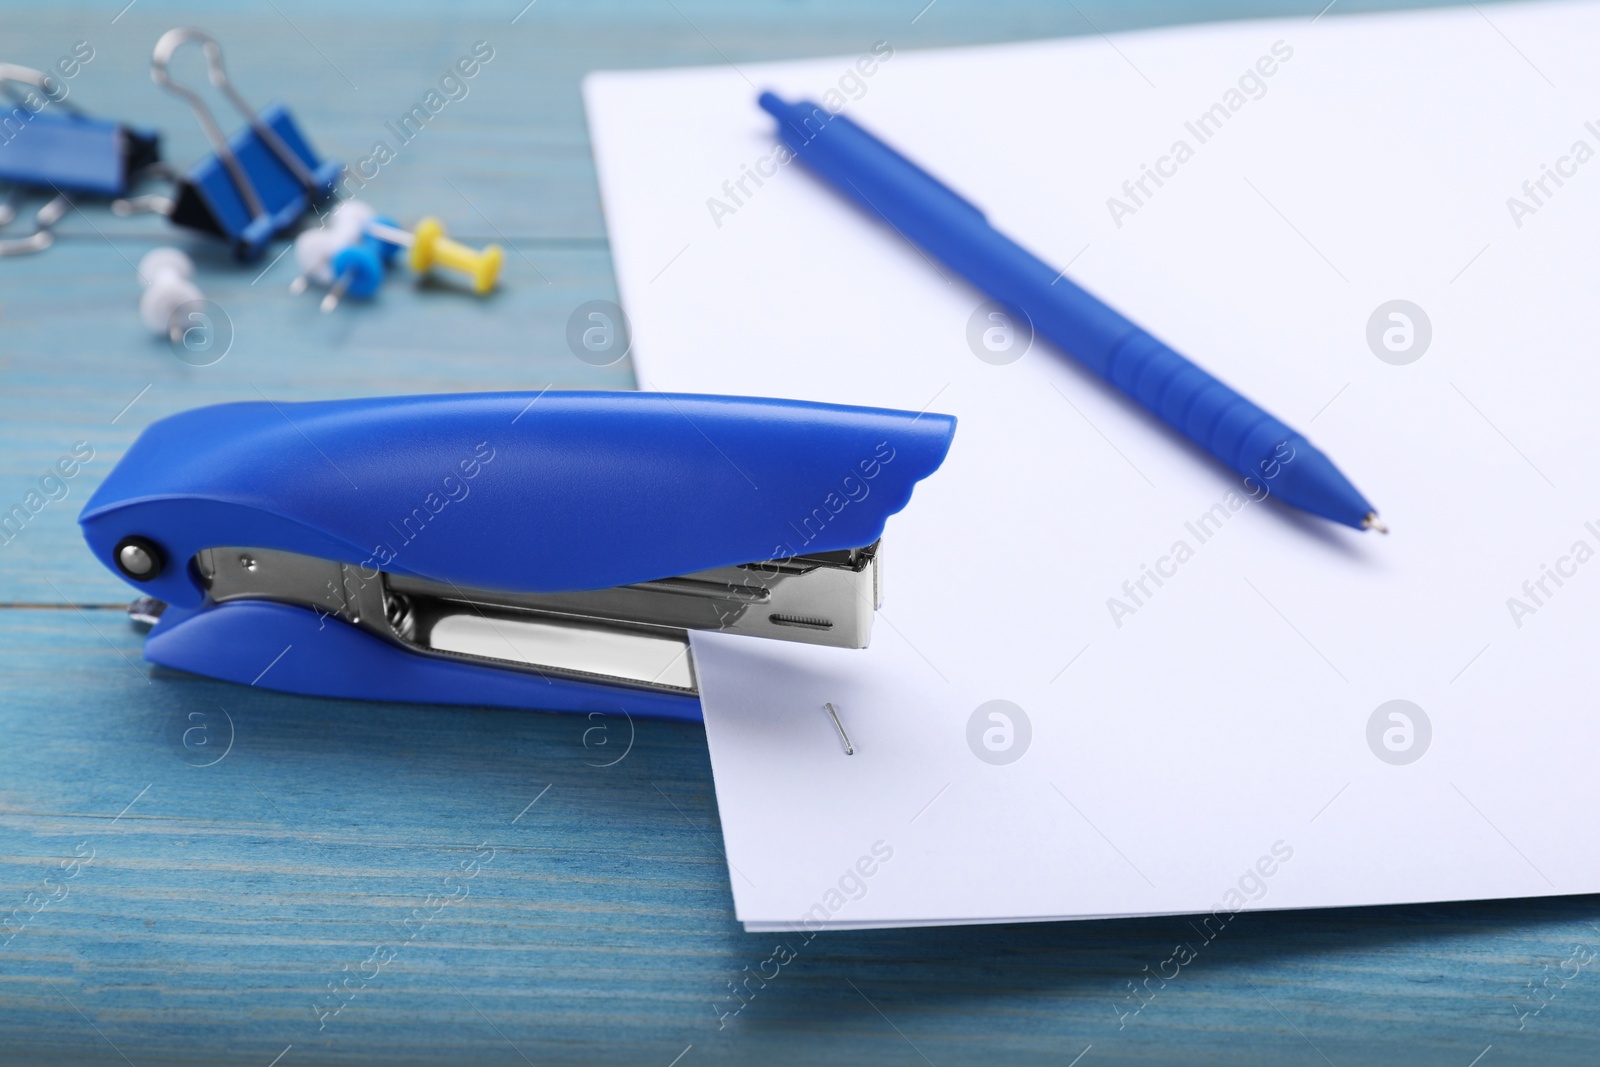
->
<box><xmin>1106</xmin><ymin>330</ymin><xmax>1297</xmax><ymax>481</ymax></box>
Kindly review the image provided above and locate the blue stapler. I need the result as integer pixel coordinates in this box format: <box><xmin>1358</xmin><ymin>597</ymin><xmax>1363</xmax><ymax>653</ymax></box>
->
<box><xmin>80</xmin><ymin>392</ymin><xmax>956</xmax><ymax>721</ymax></box>
<box><xmin>151</xmin><ymin>29</ymin><xmax>342</xmax><ymax>261</ymax></box>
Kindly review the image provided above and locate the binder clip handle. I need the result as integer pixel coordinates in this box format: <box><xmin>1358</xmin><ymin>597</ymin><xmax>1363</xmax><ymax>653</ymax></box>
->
<box><xmin>0</xmin><ymin>191</ymin><xmax>68</xmax><ymax>258</ymax></box>
<box><xmin>0</xmin><ymin>61</ymin><xmax>81</xmax><ymax>255</ymax></box>
<box><xmin>151</xmin><ymin>28</ymin><xmax>319</xmax><ymax>222</ymax></box>
<box><xmin>0</xmin><ymin>63</ymin><xmax>84</xmax><ymax>116</ymax></box>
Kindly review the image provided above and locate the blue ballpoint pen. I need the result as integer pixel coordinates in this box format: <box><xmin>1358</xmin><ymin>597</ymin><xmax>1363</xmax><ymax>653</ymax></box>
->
<box><xmin>759</xmin><ymin>93</ymin><xmax>1385</xmax><ymax>533</ymax></box>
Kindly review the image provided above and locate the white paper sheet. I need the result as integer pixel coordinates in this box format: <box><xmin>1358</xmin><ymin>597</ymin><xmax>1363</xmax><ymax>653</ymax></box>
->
<box><xmin>584</xmin><ymin>1</ymin><xmax>1600</xmax><ymax>930</ymax></box>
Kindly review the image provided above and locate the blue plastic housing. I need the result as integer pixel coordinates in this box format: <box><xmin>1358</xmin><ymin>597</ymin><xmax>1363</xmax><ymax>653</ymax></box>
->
<box><xmin>81</xmin><ymin>391</ymin><xmax>957</xmax><ymax>719</ymax></box>
<box><xmin>142</xmin><ymin>599</ymin><xmax>709</xmax><ymax>722</ymax></box>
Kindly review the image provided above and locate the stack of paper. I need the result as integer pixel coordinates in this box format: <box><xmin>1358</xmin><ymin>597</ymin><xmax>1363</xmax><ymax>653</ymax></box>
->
<box><xmin>585</xmin><ymin>0</ymin><xmax>1600</xmax><ymax>930</ymax></box>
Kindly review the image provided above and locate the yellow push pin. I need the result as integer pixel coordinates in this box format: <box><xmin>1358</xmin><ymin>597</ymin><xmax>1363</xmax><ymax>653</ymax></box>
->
<box><xmin>410</xmin><ymin>217</ymin><xmax>502</xmax><ymax>294</ymax></box>
<box><xmin>366</xmin><ymin>217</ymin><xmax>503</xmax><ymax>295</ymax></box>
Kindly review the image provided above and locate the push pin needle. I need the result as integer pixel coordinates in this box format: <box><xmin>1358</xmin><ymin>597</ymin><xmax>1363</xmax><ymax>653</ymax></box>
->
<box><xmin>1362</xmin><ymin>512</ymin><xmax>1389</xmax><ymax>535</ymax></box>
<box><xmin>320</xmin><ymin>272</ymin><xmax>352</xmax><ymax>313</ymax></box>
<box><xmin>825</xmin><ymin>702</ymin><xmax>854</xmax><ymax>756</ymax></box>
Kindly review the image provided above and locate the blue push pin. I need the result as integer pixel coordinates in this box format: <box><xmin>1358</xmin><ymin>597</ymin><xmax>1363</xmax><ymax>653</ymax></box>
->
<box><xmin>288</xmin><ymin>201</ymin><xmax>402</xmax><ymax>311</ymax></box>
<box><xmin>322</xmin><ymin>221</ymin><xmax>401</xmax><ymax>312</ymax></box>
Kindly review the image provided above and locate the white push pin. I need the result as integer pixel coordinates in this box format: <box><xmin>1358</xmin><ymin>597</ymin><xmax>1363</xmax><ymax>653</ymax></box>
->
<box><xmin>288</xmin><ymin>227</ymin><xmax>346</xmax><ymax>296</ymax></box>
<box><xmin>137</xmin><ymin>247</ymin><xmax>203</xmax><ymax>343</ymax></box>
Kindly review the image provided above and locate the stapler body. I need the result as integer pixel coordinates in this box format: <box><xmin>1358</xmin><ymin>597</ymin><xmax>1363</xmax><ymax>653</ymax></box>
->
<box><xmin>80</xmin><ymin>392</ymin><xmax>955</xmax><ymax>721</ymax></box>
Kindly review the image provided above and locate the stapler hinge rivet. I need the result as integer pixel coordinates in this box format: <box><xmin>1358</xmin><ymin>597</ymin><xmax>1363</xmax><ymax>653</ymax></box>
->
<box><xmin>114</xmin><ymin>536</ymin><xmax>163</xmax><ymax>581</ymax></box>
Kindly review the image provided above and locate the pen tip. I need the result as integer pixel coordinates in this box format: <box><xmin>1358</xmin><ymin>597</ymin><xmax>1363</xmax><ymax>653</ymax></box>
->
<box><xmin>1362</xmin><ymin>512</ymin><xmax>1389</xmax><ymax>535</ymax></box>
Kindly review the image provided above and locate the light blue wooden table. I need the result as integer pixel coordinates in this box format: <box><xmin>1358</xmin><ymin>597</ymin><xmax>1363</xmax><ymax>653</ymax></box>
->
<box><xmin>3</xmin><ymin>2</ymin><xmax>1596</xmax><ymax>1064</ymax></box>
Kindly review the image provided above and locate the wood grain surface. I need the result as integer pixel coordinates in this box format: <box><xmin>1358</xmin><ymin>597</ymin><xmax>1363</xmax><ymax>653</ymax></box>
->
<box><xmin>1</xmin><ymin>2</ymin><xmax>1594</xmax><ymax>1064</ymax></box>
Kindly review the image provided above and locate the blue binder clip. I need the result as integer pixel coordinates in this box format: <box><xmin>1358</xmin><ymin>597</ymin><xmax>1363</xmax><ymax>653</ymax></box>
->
<box><xmin>79</xmin><ymin>391</ymin><xmax>957</xmax><ymax>721</ymax></box>
<box><xmin>0</xmin><ymin>63</ymin><xmax>161</xmax><ymax>195</ymax></box>
<box><xmin>0</xmin><ymin>63</ymin><xmax>162</xmax><ymax>255</ymax></box>
<box><xmin>151</xmin><ymin>29</ymin><xmax>342</xmax><ymax>261</ymax></box>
